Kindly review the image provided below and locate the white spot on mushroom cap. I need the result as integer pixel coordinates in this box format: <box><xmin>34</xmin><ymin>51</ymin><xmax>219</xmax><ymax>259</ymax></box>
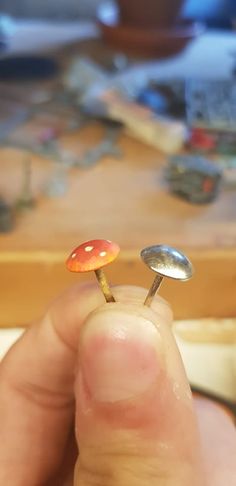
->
<box><xmin>71</xmin><ymin>253</ymin><xmax>77</xmax><ymax>258</ymax></box>
<box><xmin>100</xmin><ymin>251</ymin><xmax>107</xmax><ymax>257</ymax></box>
<box><xmin>85</xmin><ymin>246</ymin><xmax>94</xmax><ymax>252</ymax></box>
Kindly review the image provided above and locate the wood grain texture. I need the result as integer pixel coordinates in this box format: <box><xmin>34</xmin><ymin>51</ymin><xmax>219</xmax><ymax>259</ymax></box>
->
<box><xmin>1</xmin><ymin>28</ymin><xmax>236</xmax><ymax>327</ymax></box>
<box><xmin>1</xmin><ymin>128</ymin><xmax>236</xmax><ymax>253</ymax></box>
<box><xmin>0</xmin><ymin>128</ymin><xmax>236</xmax><ymax>326</ymax></box>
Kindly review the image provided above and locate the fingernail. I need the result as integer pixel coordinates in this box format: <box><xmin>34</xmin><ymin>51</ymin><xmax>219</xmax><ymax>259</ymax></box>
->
<box><xmin>79</xmin><ymin>309</ymin><xmax>161</xmax><ymax>403</ymax></box>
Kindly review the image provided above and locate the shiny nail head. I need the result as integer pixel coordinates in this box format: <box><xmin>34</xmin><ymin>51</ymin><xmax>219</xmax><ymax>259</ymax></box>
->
<box><xmin>141</xmin><ymin>244</ymin><xmax>193</xmax><ymax>306</ymax></box>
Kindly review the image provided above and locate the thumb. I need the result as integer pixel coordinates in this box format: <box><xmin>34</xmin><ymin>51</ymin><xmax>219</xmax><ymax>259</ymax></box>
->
<box><xmin>74</xmin><ymin>297</ymin><xmax>205</xmax><ymax>486</ymax></box>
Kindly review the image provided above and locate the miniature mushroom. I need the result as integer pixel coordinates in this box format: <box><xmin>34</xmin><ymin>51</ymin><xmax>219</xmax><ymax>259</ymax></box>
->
<box><xmin>66</xmin><ymin>239</ymin><xmax>120</xmax><ymax>302</ymax></box>
<box><xmin>140</xmin><ymin>244</ymin><xmax>193</xmax><ymax>306</ymax></box>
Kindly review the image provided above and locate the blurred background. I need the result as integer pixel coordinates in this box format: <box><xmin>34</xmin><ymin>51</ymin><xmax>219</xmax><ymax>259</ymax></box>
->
<box><xmin>0</xmin><ymin>0</ymin><xmax>236</xmax><ymax>408</ymax></box>
<box><xmin>0</xmin><ymin>0</ymin><xmax>236</xmax><ymax>27</ymax></box>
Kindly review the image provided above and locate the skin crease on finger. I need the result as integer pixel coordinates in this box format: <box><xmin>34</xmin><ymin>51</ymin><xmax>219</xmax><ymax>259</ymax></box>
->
<box><xmin>0</xmin><ymin>284</ymin><xmax>235</xmax><ymax>486</ymax></box>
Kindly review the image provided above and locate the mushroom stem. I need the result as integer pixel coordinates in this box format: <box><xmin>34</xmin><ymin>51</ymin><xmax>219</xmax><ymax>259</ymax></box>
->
<box><xmin>144</xmin><ymin>274</ymin><xmax>163</xmax><ymax>306</ymax></box>
<box><xmin>95</xmin><ymin>268</ymin><xmax>115</xmax><ymax>303</ymax></box>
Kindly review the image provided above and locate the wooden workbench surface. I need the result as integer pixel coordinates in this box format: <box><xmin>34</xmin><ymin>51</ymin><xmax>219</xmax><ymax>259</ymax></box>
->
<box><xmin>1</xmin><ymin>123</ymin><xmax>236</xmax><ymax>326</ymax></box>
<box><xmin>1</xmin><ymin>126</ymin><xmax>236</xmax><ymax>254</ymax></box>
<box><xmin>1</xmin><ymin>24</ymin><xmax>236</xmax><ymax>326</ymax></box>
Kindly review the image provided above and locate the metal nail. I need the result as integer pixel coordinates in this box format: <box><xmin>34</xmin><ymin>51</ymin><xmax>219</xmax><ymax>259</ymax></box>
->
<box><xmin>140</xmin><ymin>244</ymin><xmax>193</xmax><ymax>306</ymax></box>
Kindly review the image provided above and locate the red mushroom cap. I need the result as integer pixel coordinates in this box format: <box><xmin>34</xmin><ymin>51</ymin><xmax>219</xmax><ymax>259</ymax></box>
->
<box><xmin>66</xmin><ymin>239</ymin><xmax>120</xmax><ymax>273</ymax></box>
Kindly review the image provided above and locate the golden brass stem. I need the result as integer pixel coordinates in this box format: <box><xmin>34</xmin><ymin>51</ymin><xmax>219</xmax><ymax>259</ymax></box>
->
<box><xmin>95</xmin><ymin>268</ymin><xmax>115</xmax><ymax>303</ymax></box>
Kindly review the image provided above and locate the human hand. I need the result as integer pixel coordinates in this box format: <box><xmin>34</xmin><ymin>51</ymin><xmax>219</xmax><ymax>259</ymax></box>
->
<box><xmin>0</xmin><ymin>284</ymin><xmax>235</xmax><ymax>485</ymax></box>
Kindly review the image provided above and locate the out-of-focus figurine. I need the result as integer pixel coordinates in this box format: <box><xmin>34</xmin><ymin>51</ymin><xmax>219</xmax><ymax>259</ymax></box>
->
<box><xmin>189</xmin><ymin>127</ymin><xmax>236</xmax><ymax>156</ymax></box>
<box><xmin>0</xmin><ymin>197</ymin><xmax>14</xmax><ymax>232</ymax></box>
<box><xmin>166</xmin><ymin>155</ymin><xmax>223</xmax><ymax>204</ymax></box>
<box><xmin>189</xmin><ymin>127</ymin><xmax>216</xmax><ymax>152</ymax></box>
<box><xmin>186</xmin><ymin>80</ymin><xmax>236</xmax><ymax>131</ymax></box>
<box><xmin>137</xmin><ymin>80</ymin><xmax>186</xmax><ymax>119</ymax></box>
<box><xmin>16</xmin><ymin>157</ymin><xmax>35</xmax><ymax>210</ymax></box>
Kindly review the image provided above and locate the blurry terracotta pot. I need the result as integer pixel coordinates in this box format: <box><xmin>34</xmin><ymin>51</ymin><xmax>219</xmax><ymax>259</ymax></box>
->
<box><xmin>118</xmin><ymin>0</ymin><xmax>185</xmax><ymax>28</ymax></box>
